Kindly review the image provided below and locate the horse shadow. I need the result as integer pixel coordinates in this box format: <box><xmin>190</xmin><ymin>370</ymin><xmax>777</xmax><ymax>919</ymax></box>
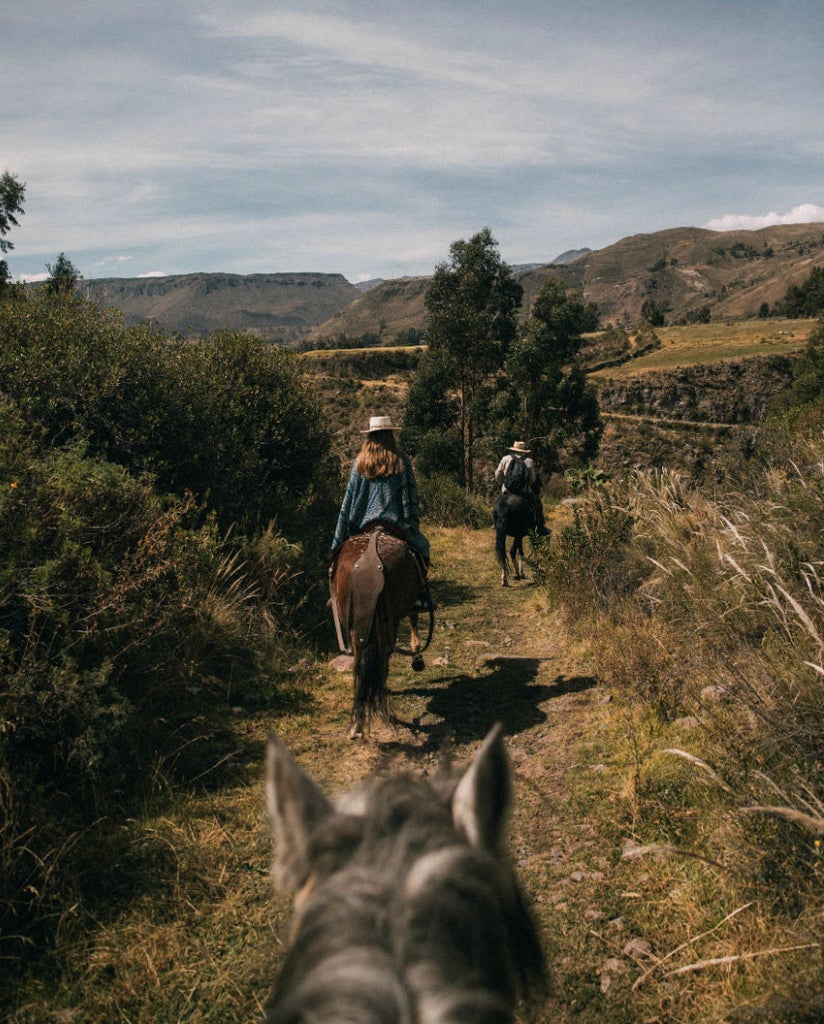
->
<box><xmin>386</xmin><ymin>656</ymin><xmax>596</xmax><ymax>751</ymax></box>
<box><xmin>427</xmin><ymin>577</ymin><xmax>476</xmax><ymax>606</ymax></box>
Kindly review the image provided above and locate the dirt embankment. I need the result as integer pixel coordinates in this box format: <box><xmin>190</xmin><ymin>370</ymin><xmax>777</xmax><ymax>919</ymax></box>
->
<box><xmin>596</xmin><ymin>354</ymin><xmax>796</xmax><ymax>425</ymax></box>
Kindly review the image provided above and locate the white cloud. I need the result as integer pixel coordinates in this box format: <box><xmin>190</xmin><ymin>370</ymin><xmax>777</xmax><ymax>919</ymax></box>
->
<box><xmin>138</xmin><ymin>271</ymin><xmax>168</xmax><ymax>278</ymax></box>
<box><xmin>705</xmin><ymin>204</ymin><xmax>824</xmax><ymax>232</ymax></box>
<box><xmin>20</xmin><ymin>273</ymin><xmax>48</xmax><ymax>283</ymax></box>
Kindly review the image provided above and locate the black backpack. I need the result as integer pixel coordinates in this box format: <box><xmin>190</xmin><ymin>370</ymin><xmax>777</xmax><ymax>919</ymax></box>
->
<box><xmin>503</xmin><ymin>456</ymin><xmax>528</xmax><ymax>494</ymax></box>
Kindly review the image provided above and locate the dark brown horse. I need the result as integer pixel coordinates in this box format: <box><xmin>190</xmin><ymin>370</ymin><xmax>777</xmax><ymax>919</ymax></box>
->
<box><xmin>264</xmin><ymin>723</ymin><xmax>546</xmax><ymax>1023</ymax></box>
<box><xmin>330</xmin><ymin>522</ymin><xmax>432</xmax><ymax>738</ymax></box>
<box><xmin>493</xmin><ymin>492</ymin><xmax>535</xmax><ymax>587</ymax></box>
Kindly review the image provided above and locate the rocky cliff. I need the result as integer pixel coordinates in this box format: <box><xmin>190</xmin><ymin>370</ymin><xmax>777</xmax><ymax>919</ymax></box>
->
<box><xmin>596</xmin><ymin>354</ymin><xmax>797</xmax><ymax>424</ymax></box>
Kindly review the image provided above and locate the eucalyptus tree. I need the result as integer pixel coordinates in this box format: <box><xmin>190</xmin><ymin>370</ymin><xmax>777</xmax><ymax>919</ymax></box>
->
<box><xmin>45</xmin><ymin>252</ymin><xmax>80</xmax><ymax>297</ymax></box>
<box><xmin>0</xmin><ymin>172</ymin><xmax>25</xmax><ymax>252</ymax></box>
<box><xmin>505</xmin><ymin>277</ymin><xmax>602</xmax><ymax>474</ymax></box>
<box><xmin>0</xmin><ymin>171</ymin><xmax>26</xmax><ymax>292</ymax></box>
<box><xmin>423</xmin><ymin>228</ymin><xmax>522</xmax><ymax>491</ymax></box>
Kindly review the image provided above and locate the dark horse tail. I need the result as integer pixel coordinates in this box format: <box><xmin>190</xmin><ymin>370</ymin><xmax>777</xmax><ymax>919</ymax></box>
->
<box><xmin>353</xmin><ymin>631</ymin><xmax>389</xmax><ymax>726</ymax></box>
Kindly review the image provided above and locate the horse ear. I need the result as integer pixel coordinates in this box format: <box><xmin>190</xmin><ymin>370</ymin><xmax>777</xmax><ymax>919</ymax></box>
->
<box><xmin>266</xmin><ymin>735</ymin><xmax>333</xmax><ymax>890</ymax></box>
<box><xmin>451</xmin><ymin>723</ymin><xmax>512</xmax><ymax>853</ymax></box>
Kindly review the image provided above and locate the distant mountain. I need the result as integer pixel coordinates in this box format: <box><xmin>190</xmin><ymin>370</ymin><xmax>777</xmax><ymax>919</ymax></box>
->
<box><xmin>68</xmin><ymin>223</ymin><xmax>824</xmax><ymax>346</ymax></box>
<box><xmin>301</xmin><ymin>276</ymin><xmax>431</xmax><ymax>347</ymax></box>
<box><xmin>306</xmin><ymin>223</ymin><xmax>824</xmax><ymax>343</ymax></box>
<box><xmin>78</xmin><ymin>272</ymin><xmax>361</xmax><ymax>343</ymax></box>
<box><xmin>533</xmin><ymin>224</ymin><xmax>824</xmax><ymax>326</ymax></box>
<box><xmin>551</xmin><ymin>247</ymin><xmax>592</xmax><ymax>265</ymax></box>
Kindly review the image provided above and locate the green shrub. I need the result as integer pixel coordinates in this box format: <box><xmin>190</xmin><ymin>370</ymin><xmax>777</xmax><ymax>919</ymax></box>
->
<box><xmin>418</xmin><ymin>472</ymin><xmax>488</xmax><ymax>528</ymax></box>
<box><xmin>0</xmin><ymin>293</ymin><xmax>339</xmax><ymax>544</ymax></box>
<box><xmin>0</xmin><ymin>293</ymin><xmax>338</xmax><ymax>955</ymax></box>
<box><xmin>0</xmin><ymin>425</ymin><xmax>306</xmax><ymax>950</ymax></box>
<box><xmin>536</xmin><ymin>489</ymin><xmax>641</xmax><ymax>619</ymax></box>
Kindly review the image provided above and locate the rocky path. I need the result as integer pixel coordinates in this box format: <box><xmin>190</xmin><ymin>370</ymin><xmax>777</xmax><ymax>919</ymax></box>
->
<box><xmin>299</xmin><ymin>526</ymin><xmax>631</xmax><ymax>1021</ymax></box>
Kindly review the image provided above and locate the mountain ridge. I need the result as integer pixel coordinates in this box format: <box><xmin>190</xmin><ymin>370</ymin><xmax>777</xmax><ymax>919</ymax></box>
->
<box><xmin>77</xmin><ymin>271</ymin><xmax>361</xmax><ymax>343</ymax></box>
<box><xmin>68</xmin><ymin>223</ymin><xmax>824</xmax><ymax>344</ymax></box>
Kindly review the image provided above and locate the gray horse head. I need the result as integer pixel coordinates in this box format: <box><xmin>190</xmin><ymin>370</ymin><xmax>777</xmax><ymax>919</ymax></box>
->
<box><xmin>264</xmin><ymin>724</ymin><xmax>546</xmax><ymax>1022</ymax></box>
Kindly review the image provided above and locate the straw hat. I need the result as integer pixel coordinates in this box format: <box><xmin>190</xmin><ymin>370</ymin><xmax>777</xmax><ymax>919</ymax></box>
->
<box><xmin>362</xmin><ymin>415</ymin><xmax>397</xmax><ymax>434</ymax></box>
<box><xmin>508</xmin><ymin>440</ymin><xmax>531</xmax><ymax>454</ymax></box>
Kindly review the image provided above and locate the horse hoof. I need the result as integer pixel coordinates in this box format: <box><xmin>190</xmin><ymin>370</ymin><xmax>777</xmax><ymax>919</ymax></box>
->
<box><xmin>349</xmin><ymin>724</ymin><xmax>364</xmax><ymax>740</ymax></box>
<box><xmin>411</xmin><ymin>655</ymin><xmax>425</xmax><ymax>672</ymax></box>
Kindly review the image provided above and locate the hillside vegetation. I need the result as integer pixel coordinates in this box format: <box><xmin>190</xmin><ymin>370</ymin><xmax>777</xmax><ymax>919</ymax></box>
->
<box><xmin>305</xmin><ymin>223</ymin><xmax>824</xmax><ymax>345</ymax></box>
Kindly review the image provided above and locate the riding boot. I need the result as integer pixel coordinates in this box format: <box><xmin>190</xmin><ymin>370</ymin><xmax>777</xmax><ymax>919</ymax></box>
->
<box><xmin>411</xmin><ymin>552</ymin><xmax>434</xmax><ymax>611</ymax></box>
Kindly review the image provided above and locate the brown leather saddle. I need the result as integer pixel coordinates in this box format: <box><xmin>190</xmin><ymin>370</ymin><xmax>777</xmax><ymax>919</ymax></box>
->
<box><xmin>329</xmin><ymin>522</ymin><xmax>430</xmax><ymax>655</ymax></box>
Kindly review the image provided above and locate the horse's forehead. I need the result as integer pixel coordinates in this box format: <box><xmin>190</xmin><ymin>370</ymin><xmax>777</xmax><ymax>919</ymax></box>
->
<box><xmin>337</xmin><ymin>775</ymin><xmax>453</xmax><ymax>837</ymax></box>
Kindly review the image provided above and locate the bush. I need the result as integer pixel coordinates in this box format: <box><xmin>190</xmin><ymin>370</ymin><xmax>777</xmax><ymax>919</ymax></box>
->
<box><xmin>418</xmin><ymin>473</ymin><xmax>488</xmax><ymax>528</ymax></box>
<box><xmin>0</xmin><ymin>417</ymin><xmax>308</xmax><ymax>947</ymax></box>
<box><xmin>0</xmin><ymin>292</ymin><xmax>339</xmax><ymax>956</ymax></box>
<box><xmin>0</xmin><ymin>293</ymin><xmax>340</xmax><ymax>544</ymax></box>
<box><xmin>535</xmin><ymin>488</ymin><xmax>641</xmax><ymax>619</ymax></box>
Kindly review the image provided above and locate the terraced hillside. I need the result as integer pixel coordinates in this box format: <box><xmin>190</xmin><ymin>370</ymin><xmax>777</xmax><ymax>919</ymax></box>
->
<box><xmin>299</xmin><ymin>318</ymin><xmax>813</xmax><ymax>480</ymax></box>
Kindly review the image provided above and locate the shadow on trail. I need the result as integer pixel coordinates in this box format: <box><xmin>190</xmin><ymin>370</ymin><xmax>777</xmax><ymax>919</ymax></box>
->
<box><xmin>386</xmin><ymin>656</ymin><xmax>597</xmax><ymax>752</ymax></box>
<box><xmin>428</xmin><ymin>578</ymin><xmax>477</xmax><ymax>607</ymax></box>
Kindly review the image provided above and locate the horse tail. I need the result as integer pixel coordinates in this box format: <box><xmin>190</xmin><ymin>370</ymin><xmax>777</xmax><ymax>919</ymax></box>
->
<box><xmin>352</xmin><ymin>628</ymin><xmax>389</xmax><ymax>727</ymax></box>
<box><xmin>495</xmin><ymin>523</ymin><xmax>508</xmax><ymax>568</ymax></box>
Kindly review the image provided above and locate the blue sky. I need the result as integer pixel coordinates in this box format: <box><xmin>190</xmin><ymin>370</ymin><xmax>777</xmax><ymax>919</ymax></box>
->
<box><xmin>5</xmin><ymin>0</ymin><xmax>823</xmax><ymax>283</ymax></box>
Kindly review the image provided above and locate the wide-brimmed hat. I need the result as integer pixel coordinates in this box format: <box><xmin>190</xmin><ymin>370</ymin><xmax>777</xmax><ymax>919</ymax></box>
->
<box><xmin>508</xmin><ymin>440</ymin><xmax>531</xmax><ymax>454</ymax></box>
<box><xmin>362</xmin><ymin>415</ymin><xmax>397</xmax><ymax>434</ymax></box>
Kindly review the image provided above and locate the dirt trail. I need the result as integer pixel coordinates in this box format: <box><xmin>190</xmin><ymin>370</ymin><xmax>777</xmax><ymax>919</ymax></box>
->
<box><xmin>310</xmin><ymin>526</ymin><xmax>599</xmax><ymax>779</ymax></box>
<box><xmin>296</xmin><ymin>526</ymin><xmax>619</xmax><ymax>1021</ymax></box>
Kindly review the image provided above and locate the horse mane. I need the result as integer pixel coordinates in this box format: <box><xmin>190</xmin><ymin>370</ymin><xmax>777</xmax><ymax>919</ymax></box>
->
<box><xmin>264</xmin><ymin>726</ymin><xmax>547</xmax><ymax>1023</ymax></box>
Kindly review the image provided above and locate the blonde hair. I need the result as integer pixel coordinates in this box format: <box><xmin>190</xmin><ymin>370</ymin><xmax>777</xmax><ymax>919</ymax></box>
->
<box><xmin>357</xmin><ymin>431</ymin><xmax>404</xmax><ymax>479</ymax></box>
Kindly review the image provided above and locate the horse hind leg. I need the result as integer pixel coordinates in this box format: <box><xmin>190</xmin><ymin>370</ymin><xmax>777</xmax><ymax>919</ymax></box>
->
<box><xmin>496</xmin><ymin>527</ymin><xmax>510</xmax><ymax>587</ymax></box>
<box><xmin>407</xmin><ymin>613</ymin><xmax>424</xmax><ymax>672</ymax></box>
<box><xmin>509</xmin><ymin>538</ymin><xmax>525</xmax><ymax>580</ymax></box>
<box><xmin>515</xmin><ymin>537</ymin><xmax>525</xmax><ymax>580</ymax></box>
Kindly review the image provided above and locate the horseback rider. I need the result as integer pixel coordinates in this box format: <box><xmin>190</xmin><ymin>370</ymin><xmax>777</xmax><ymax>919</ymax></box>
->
<box><xmin>494</xmin><ymin>440</ymin><xmax>550</xmax><ymax>536</ymax></box>
<box><xmin>331</xmin><ymin>414</ymin><xmax>431</xmax><ymax>606</ymax></box>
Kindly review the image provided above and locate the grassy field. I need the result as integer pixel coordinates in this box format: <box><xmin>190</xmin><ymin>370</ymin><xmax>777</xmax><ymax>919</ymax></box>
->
<box><xmin>591</xmin><ymin>318</ymin><xmax>815</xmax><ymax>379</ymax></box>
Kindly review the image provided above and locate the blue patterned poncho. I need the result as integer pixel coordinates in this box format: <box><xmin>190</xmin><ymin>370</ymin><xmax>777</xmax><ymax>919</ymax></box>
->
<box><xmin>331</xmin><ymin>455</ymin><xmax>430</xmax><ymax>563</ymax></box>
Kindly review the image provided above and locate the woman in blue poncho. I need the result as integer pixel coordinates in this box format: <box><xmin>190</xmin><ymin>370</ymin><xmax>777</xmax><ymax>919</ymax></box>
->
<box><xmin>331</xmin><ymin>415</ymin><xmax>430</xmax><ymax>569</ymax></box>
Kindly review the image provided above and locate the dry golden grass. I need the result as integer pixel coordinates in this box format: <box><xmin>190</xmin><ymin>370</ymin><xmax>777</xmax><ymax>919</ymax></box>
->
<box><xmin>591</xmin><ymin>318</ymin><xmax>815</xmax><ymax>379</ymax></box>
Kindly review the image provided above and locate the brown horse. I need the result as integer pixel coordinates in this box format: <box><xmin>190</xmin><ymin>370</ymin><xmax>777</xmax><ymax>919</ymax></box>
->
<box><xmin>330</xmin><ymin>522</ymin><xmax>431</xmax><ymax>738</ymax></box>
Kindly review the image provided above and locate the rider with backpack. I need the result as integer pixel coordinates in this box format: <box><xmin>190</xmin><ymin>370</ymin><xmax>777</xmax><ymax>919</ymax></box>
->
<box><xmin>494</xmin><ymin>440</ymin><xmax>550</xmax><ymax>536</ymax></box>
